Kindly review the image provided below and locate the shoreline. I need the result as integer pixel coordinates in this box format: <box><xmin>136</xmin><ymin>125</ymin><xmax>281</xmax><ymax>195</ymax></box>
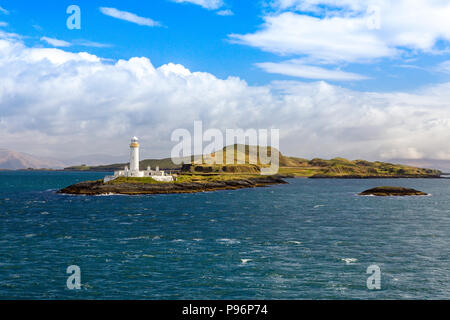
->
<box><xmin>308</xmin><ymin>174</ymin><xmax>442</xmax><ymax>179</ymax></box>
<box><xmin>58</xmin><ymin>175</ymin><xmax>288</xmax><ymax>195</ymax></box>
<box><xmin>58</xmin><ymin>173</ymin><xmax>445</xmax><ymax>196</ymax></box>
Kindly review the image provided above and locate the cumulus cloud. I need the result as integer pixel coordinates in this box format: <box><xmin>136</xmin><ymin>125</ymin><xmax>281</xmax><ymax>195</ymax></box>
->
<box><xmin>100</xmin><ymin>7</ymin><xmax>161</xmax><ymax>27</ymax></box>
<box><xmin>1</xmin><ymin>35</ymin><xmax>450</xmax><ymax>162</ymax></box>
<box><xmin>231</xmin><ymin>0</ymin><xmax>450</xmax><ymax>80</ymax></box>
<box><xmin>172</xmin><ymin>0</ymin><xmax>224</xmax><ymax>10</ymax></box>
<box><xmin>270</xmin><ymin>0</ymin><xmax>450</xmax><ymax>54</ymax></box>
<box><xmin>230</xmin><ymin>12</ymin><xmax>395</xmax><ymax>63</ymax></box>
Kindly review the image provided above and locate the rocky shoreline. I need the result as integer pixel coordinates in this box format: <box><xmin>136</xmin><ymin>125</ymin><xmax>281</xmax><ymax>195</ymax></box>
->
<box><xmin>58</xmin><ymin>175</ymin><xmax>288</xmax><ymax>195</ymax></box>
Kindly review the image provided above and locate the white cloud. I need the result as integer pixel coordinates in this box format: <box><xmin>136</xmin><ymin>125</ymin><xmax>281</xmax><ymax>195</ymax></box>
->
<box><xmin>380</xmin><ymin>147</ymin><xmax>424</xmax><ymax>160</ymax></box>
<box><xmin>0</xmin><ymin>22</ymin><xmax>7</xmax><ymax>27</ymax></box>
<box><xmin>73</xmin><ymin>40</ymin><xmax>112</xmax><ymax>48</ymax></box>
<box><xmin>40</xmin><ymin>37</ymin><xmax>71</xmax><ymax>48</ymax></box>
<box><xmin>232</xmin><ymin>1</ymin><xmax>450</xmax><ymax>67</ymax></box>
<box><xmin>229</xmin><ymin>11</ymin><xmax>394</xmax><ymax>64</ymax></box>
<box><xmin>1</xmin><ymin>35</ymin><xmax>450</xmax><ymax>162</ymax></box>
<box><xmin>272</xmin><ymin>0</ymin><xmax>365</xmax><ymax>12</ymax></box>
<box><xmin>172</xmin><ymin>0</ymin><xmax>224</xmax><ymax>10</ymax></box>
<box><xmin>0</xmin><ymin>29</ymin><xmax>20</xmax><ymax>41</ymax></box>
<box><xmin>216</xmin><ymin>9</ymin><xmax>234</xmax><ymax>16</ymax></box>
<box><xmin>0</xmin><ymin>6</ymin><xmax>9</xmax><ymax>15</ymax></box>
<box><xmin>40</xmin><ymin>37</ymin><xmax>111</xmax><ymax>49</ymax></box>
<box><xmin>435</xmin><ymin>60</ymin><xmax>450</xmax><ymax>74</ymax></box>
<box><xmin>256</xmin><ymin>60</ymin><xmax>369</xmax><ymax>81</ymax></box>
<box><xmin>100</xmin><ymin>7</ymin><xmax>161</xmax><ymax>27</ymax></box>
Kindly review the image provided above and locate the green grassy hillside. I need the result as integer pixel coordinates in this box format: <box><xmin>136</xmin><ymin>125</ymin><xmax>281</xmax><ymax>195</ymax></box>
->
<box><xmin>279</xmin><ymin>157</ymin><xmax>441</xmax><ymax>177</ymax></box>
<box><xmin>65</xmin><ymin>144</ymin><xmax>441</xmax><ymax>178</ymax></box>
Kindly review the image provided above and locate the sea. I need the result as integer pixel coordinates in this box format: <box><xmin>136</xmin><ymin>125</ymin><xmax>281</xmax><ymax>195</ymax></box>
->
<box><xmin>0</xmin><ymin>171</ymin><xmax>449</xmax><ymax>299</ymax></box>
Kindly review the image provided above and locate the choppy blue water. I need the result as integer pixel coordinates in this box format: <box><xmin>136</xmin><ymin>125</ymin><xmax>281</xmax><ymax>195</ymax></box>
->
<box><xmin>0</xmin><ymin>171</ymin><xmax>449</xmax><ymax>299</ymax></box>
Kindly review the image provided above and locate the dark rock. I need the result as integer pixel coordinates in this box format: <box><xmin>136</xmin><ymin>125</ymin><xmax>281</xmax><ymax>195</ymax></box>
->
<box><xmin>359</xmin><ymin>186</ymin><xmax>428</xmax><ymax>196</ymax></box>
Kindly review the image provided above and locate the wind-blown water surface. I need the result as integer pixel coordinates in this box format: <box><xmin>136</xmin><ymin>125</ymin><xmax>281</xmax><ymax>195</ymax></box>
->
<box><xmin>0</xmin><ymin>171</ymin><xmax>448</xmax><ymax>299</ymax></box>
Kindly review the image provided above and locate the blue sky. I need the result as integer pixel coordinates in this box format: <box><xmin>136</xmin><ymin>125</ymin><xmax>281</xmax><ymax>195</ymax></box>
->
<box><xmin>2</xmin><ymin>0</ymin><xmax>450</xmax><ymax>162</ymax></box>
<box><xmin>3</xmin><ymin>0</ymin><xmax>450</xmax><ymax>92</ymax></box>
<box><xmin>3</xmin><ymin>1</ymin><xmax>278</xmax><ymax>86</ymax></box>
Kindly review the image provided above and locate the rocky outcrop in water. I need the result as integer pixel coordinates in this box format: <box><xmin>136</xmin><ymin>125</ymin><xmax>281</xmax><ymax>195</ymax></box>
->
<box><xmin>59</xmin><ymin>175</ymin><xmax>287</xmax><ymax>195</ymax></box>
<box><xmin>359</xmin><ymin>186</ymin><xmax>428</xmax><ymax>196</ymax></box>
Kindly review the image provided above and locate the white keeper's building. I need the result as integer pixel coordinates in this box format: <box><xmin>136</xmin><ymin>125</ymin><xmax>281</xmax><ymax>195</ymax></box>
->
<box><xmin>104</xmin><ymin>137</ymin><xmax>174</xmax><ymax>183</ymax></box>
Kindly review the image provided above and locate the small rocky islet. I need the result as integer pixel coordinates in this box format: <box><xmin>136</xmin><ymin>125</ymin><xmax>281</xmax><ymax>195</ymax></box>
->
<box><xmin>358</xmin><ymin>186</ymin><xmax>428</xmax><ymax>196</ymax></box>
<box><xmin>58</xmin><ymin>175</ymin><xmax>288</xmax><ymax>195</ymax></box>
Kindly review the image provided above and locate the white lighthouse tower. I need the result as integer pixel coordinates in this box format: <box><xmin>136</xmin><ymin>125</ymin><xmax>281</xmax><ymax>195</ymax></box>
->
<box><xmin>103</xmin><ymin>137</ymin><xmax>174</xmax><ymax>182</ymax></box>
<box><xmin>130</xmin><ymin>136</ymin><xmax>140</xmax><ymax>174</ymax></box>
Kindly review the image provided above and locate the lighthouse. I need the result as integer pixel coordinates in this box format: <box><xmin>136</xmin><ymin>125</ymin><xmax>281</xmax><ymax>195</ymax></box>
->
<box><xmin>130</xmin><ymin>136</ymin><xmax>140</xmax><ymax>173</ymax></box>
<box><xmin>103</xmin><ymin>137</ymin><xmax>174</xmax><ymax>182</ymax></box>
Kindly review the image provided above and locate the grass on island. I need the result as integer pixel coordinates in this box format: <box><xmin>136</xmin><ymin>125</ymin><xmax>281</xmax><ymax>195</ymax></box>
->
<box><xmin>105</xmin><ymin>174</ymin><xmax>263</xmax><ymax>185</ymax></box>
<box><xmin>278</xmin><ymin>158</ymin><xmax>440</xmax><ymax>177</ymax></box>
<box><xmin>105</xmin><ymin>161</ymin><xmax>439</xmax><ymax>185</ymax></box>
<box><xmin>106</xmin><ymin>177</ymin><xmax>165</xmax><ymax>185</ymax></box>
<box><xmin>186</xmin><ymin>159</ymin><xmax>440</xmax><ymax>178</ymax></box>
<box><xmin>174</xmin><ymin>173</ymin><xmax>261</xmax><ymax>183</ymax></box>
<box><xmin>278</xmin><ymin>167</ymin><xmax>323</xmax><ymax>177</ymax></box>
<box><xmin>73</xmin><ymin>144</ymin><xmax>441</xmax><ymax>178</ymax></box>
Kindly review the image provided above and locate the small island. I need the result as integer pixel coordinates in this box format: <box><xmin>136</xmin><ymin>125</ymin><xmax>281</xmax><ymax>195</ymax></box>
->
<box><xmin>359</xmin><ymin>186</ymin><xmax>428</xmax><ymax>196</ymax></box>
<box><xmin>59</xmin><ymin>140</ymin><xmax>441</xmax><ymax>196</ymax></box>
<box><xmin>59</xmin><ymin>175</ymin><xmax>287</xmax><ymax>195</ymax></box>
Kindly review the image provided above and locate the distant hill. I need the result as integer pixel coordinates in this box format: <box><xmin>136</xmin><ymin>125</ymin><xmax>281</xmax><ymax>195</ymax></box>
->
<box><xmin>64</xmin><ymin>157</ymin><xmax>188</xmax><ymax>172</ymax></box>
<box><xmin>64</xmin><ymin>145</ymin><xmax>294</xmax><ymax>172</ymax></box>
<box><xmin>181</xmin><ymin>145</ymin><xmax>441</xmax><ymax>177</ymax></box>
<box><xmin>63</xmin><ymin>154</ymin><xmax>129</xmax><ymax>167</ymax></box>
<box><xmin>387</xmin><ymin>158</ymin><xmax>450</xmax><ymax>173</ymax></box>
<box><xmin>65</xmin><ymin>144</ymin><xmax>441</xmax><ymax>178</ymax></box>
<box><xmin>0</xmin><ymin>149</ymin><xmax>66</xmax><ymax>170</ymax></box>
<box><xmin>291</xmin><ymin>157</ymin><xmax>441</xmax><ymax>178</ymax></box>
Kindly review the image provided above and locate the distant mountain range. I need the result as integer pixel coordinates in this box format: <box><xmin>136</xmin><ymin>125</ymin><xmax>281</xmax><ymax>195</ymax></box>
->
<box><xmin>0</xmin><ymin>149</ymin><xmax>130</xmax><ymax>170</ymax></box>
<box><xmin>0</xmin><ymin>149</ymin><xmax>66</xmax><ymax>170</ymax></box>
<box><xmin>63</xmin><ymin>154</ymin><xmax>129</xmax><ymax>167</ymax></box>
